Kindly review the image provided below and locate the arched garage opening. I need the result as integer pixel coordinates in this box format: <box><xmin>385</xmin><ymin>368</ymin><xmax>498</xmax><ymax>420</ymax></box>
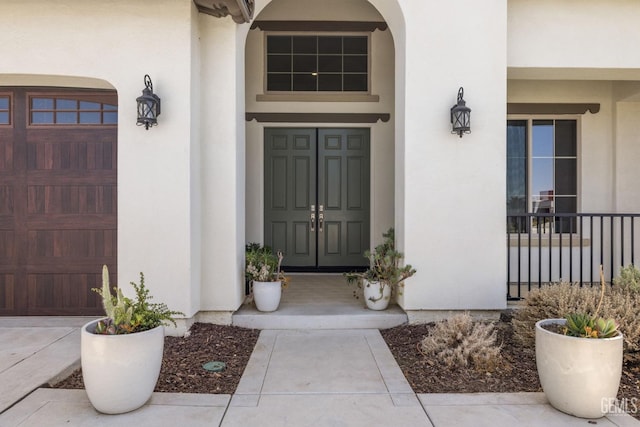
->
<box><xmin>0</xmin><ymin>76</ymin><xmax>117</xmax><ymax>315</ymax></box>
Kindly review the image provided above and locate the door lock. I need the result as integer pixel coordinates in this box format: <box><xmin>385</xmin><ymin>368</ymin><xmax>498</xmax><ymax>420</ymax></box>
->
<box><xmin>310</xmin><ymin>204</ymin><xmax>316</xmax><ymax>232</ymax></box>
<box><xmin>318</xmin><ymin>205</ymin><xmax>324</xmax><ymax>233</ymax></box>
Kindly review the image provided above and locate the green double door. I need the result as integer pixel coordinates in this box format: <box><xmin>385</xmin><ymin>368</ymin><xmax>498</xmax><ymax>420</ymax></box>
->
<box><xmin>264</xmin><ymin>128</ymin><xmax>370</xmax><ymax>269</ymax></box>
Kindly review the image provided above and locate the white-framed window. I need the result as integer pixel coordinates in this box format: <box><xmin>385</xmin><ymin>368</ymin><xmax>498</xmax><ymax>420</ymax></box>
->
<box><xmin>265</xmin><ymin>34</ymin><xmax>369</xmax><ymax>93</ymax></box>
<box><xmin>507</xmin><ymin>118</ymin><xmax>578</xmax><ymax>233</ymax></box>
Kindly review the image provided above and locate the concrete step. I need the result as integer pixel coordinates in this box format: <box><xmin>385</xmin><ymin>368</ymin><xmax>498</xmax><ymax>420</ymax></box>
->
<box><xmin>232</xmin><ymin>274</ymin><xmax>408</xmax><ymax>329</ymax></box>
<box><xmin>232</xmin><ymin>304</ymin><xmax>407</xmax><ymax>329</ymax></box>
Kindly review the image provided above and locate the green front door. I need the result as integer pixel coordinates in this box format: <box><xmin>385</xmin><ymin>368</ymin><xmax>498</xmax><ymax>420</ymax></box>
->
<box><xmin>264</xmin><ymin>128</ymin><xmax>370</xmax><ymax>269</ymax></box>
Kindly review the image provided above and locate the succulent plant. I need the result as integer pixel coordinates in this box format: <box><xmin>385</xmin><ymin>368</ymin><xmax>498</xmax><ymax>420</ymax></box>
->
<box><xmin>92</xmin><ymin>265</ymin><xmax>183</xmax><ymax>335</ymax></box>
<box><xmin>562</xmin><ymin>266</ymin><xmax>619</xmax><ymax>339</ymax></box>
<box><xmin>563</xmin><ymin>313</ymin><xmax>619</xmax><ymax>338</ymax></box>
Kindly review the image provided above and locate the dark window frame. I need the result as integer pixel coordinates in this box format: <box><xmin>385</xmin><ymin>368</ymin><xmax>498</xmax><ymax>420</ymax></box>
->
<box><xmin>264</xmin><ymin>33</ymin><xmax>370</xmax><ymax>94</ymax></box>
<box><xmin>507</xmin><ymin>117</ymin><xmax>579</xmax><ymax>234</ymax></box>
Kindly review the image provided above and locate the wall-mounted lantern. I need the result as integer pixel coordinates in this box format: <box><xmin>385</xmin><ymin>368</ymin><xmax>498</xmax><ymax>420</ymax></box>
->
<box><xmin>136</xmin><ymin>75</ymin><xmax>161</xmax><ymax>130</ymax></box>
<box><xmin>450</xmin><ymin>87</ymin><xmax>471</xmax><ymax>138</ymax></box>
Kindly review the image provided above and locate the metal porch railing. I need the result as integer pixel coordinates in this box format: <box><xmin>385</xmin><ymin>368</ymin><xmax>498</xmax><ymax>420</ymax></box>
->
<box><xmin>507</xmin><ymin>213</ymin><xmax>640</xmax><ymax>300</ymax></box>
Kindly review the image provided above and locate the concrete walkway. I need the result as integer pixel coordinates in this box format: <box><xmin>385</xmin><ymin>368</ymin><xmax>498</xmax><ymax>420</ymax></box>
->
<box><xmin>1</xmin><ymin>324</ymin><xmax>639</xmax><ymax>427</ymax></box>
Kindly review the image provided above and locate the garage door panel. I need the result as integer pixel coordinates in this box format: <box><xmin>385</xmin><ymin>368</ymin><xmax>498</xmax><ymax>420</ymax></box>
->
<box><xmin>0</xmin><ymin>275</ymin><xmax>16</xmax><ymax>311</ymax></box>
<box><xmin>25</xmin><ymin>215</ymin><xmax>116</xmax><ymax>230</ymax></box>
<box><xmin>27</xmin><ymin>272</ymin><xmax>103</xmax><ymax>314</ymax></box>
<box><xmin>27</xmin><ymin>139</ymin><xmax>116</xmax><ymax>171</ymax></box>
<box><xmin>27</xmin><ymin>128</ymin><xmax>116</xmax><ymax>143</ymax></box>
<box><xmin>0</xmin><ymin>130</ymin><xmax>15</xmax><ymax>171</ymax></box>
<box><xmin>24</xmin><ymin>260</ymin><xmax>116</xmax><ymax>273</ymax></box>
<box><xmin>0</xmin><ymin>88</ymin><xmax>117</xmax><ymax>316</ymax></box>
<box><xmin>28</xmin><ymin>184</ymin><xmax>116</xmax><ymax>214</ymax></box>
<box><xmin>0</xmin><ymin>146</ymin><xmax>13</xmax><ymax>171</ymax></box>
<box><xmin>0</xmin><ymin>230</ymin><xmax>15</xmax><ymax>259</ymax></box>
<box><xmin>0</xmin><ymin>183</ymin><xmax>16</xmax><ymax>269</ymax></box>
<box><xmin>28</xmin><ymin>229</ymin><xmax>116</xmax><ymax>258</ymax></box>
<box><xmin>0</xmin><ymin>185</ymin><xmax>14</xmax><ymax>214</ymax></box>
<box><xmin>25</xmin><ymin>170</ymin><xmax>116</xmax><ymax>185</ymax></box>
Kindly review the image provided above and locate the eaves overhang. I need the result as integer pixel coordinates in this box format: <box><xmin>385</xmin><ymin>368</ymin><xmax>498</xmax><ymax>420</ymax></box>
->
<box><xmin>194</xmin><ymin>0</ymin><xmax>254</xmax><ymax>23</ymax></box>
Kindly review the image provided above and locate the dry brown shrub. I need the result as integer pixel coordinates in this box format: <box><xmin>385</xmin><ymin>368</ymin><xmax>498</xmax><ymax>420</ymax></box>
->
<box><xmin>419</xmin><ymin>313</ymin><xmax>501</xmax><ymax>372</ymax></box>
<box><xmin>604</xmin><ymin>287</ymin><xmax>640</xmax><ymax>355</ymax></box>
<box><xmin>512</xmin><ymin>283</ymin><xmax>640</xmax><ymax>357</ymax></box>
<box><xmin>511</xmin><ymin>283</ymin><xmax>599</xmax><ymax>347</ymax></box>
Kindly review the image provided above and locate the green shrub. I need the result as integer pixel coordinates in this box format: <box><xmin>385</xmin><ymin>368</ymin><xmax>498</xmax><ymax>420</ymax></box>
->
<box><xmin>613</xmin><ymin>264</ymin><xmax>640</xmax><ymax>292</ymax></box>
<box><xmin>419</xmin><ymin>313</ymin><xmax>501</xmax><ymax>372</ymax></box>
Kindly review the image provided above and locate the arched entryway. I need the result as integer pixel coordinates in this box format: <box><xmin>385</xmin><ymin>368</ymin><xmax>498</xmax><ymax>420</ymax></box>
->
<box><xmin>244</xmin><ymin>0</ymin><xmax>403</xmax><ymax>272</ymax></box>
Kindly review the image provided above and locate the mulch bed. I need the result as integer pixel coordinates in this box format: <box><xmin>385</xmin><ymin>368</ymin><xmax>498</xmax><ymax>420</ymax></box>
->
<box><xmin>54</xmin><ymin>323</ymin><xmax>260</xmax><ymax>395</ymax></box>
<box><xmin>380</xmin><ymin>312</ymin><xmax>542</xmax><ymax>393</ymax></box>
<box><xmin>54</xmin><ymin>314</ymin><xmax>639</xmax><ymax>420</ymax></box>
<box><xmin>381</xmin><ymin>311</ymin><xmax>640</xmax><ymax>421</ymax></box>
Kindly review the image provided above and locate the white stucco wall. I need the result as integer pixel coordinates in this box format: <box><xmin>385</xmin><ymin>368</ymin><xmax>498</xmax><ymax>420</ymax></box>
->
<box><xmin>615</xmin><ymin>101</ymin><xmax>640</xmax><ymax>213</ymax></box>
<box><xmin>508</xmin><ymin>0</ymin><xmax>640</xmax><ymax>75</ymax></box>
<box><xmin>0</xmin><ymin>0</ymin><xmax>200</xmax><ymax>318</ymax></box>
<box><xmin>198</xmin><ymin>13</ymin><xmax>248</xmax><ymax>312</ymax></box>
<box><xmin>189</xmin><ymin>5</ymin><xmax>203</xmax><ymax>316</ymax></box>
<box><xmin>395</xmin><ymin>0</ymin><xmax>508</xmax><ymax>310</ymax></box>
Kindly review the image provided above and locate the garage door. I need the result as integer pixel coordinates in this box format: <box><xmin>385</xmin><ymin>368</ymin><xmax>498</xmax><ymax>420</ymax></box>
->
<box><xmin>0</xmin><ymin>88</ymin><xmax>117</xmax><ymax>315</ymax></box>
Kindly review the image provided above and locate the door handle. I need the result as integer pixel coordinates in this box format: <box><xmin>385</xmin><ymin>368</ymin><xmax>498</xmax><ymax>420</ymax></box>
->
<box><xmin>310</xmin><ymin>205</ymin><xmax>316</xmax><ymax>232</ymax></box>
<box><xmin>319</xmin><ymin>205</ymin><xmax>324</xmax><ymax>233</ymax></box>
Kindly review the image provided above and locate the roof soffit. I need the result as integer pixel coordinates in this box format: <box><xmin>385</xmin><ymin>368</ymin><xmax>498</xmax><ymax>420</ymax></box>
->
<box><xmin>194</xmin><ymin>0</ymin><xmax>254</xmax><ymax>23</ymax></box>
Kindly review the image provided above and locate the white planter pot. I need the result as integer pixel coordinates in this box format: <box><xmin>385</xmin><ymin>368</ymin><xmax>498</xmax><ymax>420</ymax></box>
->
<box><xmin>253</xmin><ymin>280</ymin><xmax>282</xmax><ymax>312</ymax></box>
<box><xmin>81</xmin><ymin>319</ymin><xmax>164</xmax><ymax>414</ymax></box>
<box><xmin>363</xmin><ymin>280</ymin><xmax>391</xmax><ymax>310</ymax></box>
<box><xmin>535</xmin><ymin>318</ymin><xmax>623</xmax><ymax>419</ymax></box>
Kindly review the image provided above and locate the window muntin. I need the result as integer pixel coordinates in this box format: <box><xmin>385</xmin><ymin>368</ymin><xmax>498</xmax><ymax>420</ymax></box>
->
<box><xmin>266</xmin><ymin>35</ymin><xmax>369</xmax><ymax>92</ymax></box>
<box><xmin>29</xmin><ymin>96</ymin><xmax>118</xmax><ymax>126</ymax></box>
<box><xmin>0</xmin><ymin>94</ymin><xmax>11</xmax><ymax>125</ymax></box>
<box><xmin>507</xmin><ymin>118</ymin><xmax>577</xmax><ymax>233</ymax></box>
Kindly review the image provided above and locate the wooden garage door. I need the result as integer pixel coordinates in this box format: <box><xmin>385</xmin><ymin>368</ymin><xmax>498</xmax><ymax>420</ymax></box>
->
<box><xmin>0</xmin><ymin>88</ymin><xmax>117</xmax><ymax>315</ymax></box>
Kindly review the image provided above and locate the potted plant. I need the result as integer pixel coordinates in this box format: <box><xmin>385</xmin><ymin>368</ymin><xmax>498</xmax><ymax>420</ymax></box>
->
<box><xmin>245</xmin><ymin>244</ymin><xmax>287</xmax><ymax>312</ymax></box>
<box><xmin>344</xmin><ymin>228</ymin><xmax>416</xmax><ymax>310</ymax></box>
<box><xmin>535</xmin><ymin>266</ymin><xmax>623</xmax><ymax>419</ymax></box>
<box><xmin>81</xmin><ymin>265</ymin><xmax>183</xmax><ymax>414</ymax></box>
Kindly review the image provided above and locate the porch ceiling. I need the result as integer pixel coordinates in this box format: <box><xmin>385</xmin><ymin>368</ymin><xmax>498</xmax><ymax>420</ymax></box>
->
<box><xmin>194</xmin><ymin>0</ymin><xmax>253</xmax><ymax>23</ymax></box>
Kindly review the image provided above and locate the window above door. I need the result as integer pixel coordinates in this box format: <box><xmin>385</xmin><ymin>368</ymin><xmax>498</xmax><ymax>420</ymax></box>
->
<box><xmin>266</xmin><ymin>34</ymin><xmax>369</xmax><ymax>93</ymax></box>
